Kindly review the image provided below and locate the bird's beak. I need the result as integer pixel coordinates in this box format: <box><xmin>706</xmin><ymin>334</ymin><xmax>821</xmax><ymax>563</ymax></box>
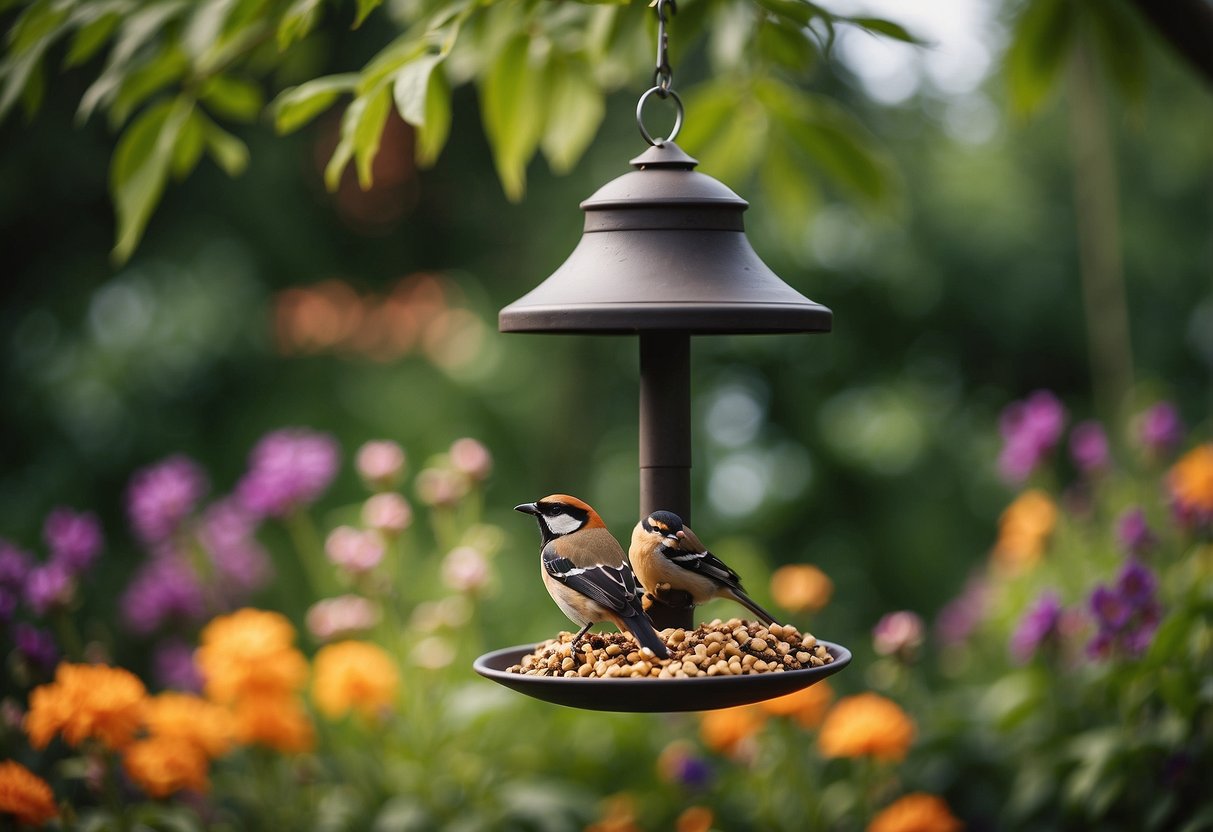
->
<box><xmin>514</xmin><ymin>502</ymin><xmax>540</xmax><ymax>515</ymax></box>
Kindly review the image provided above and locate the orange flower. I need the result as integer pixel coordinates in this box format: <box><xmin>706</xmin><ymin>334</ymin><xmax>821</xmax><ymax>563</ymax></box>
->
<box><xmin>123</xmin><ymin>737</ymin><xmax>210</xmax><ymax>798</ymax></box>
<box><xmin>585</xmin><ymin>794</ymin><xmax>642</xmax><ymax>832</ymax></box>
<box><xmin>1169</xmin><ymin>444</ymin><xmax>1213</xmax><ymax>515</ymax></box>
<box><xmin>0</xmin><ymin>760</ymin><xmax>57</xmax><ymax>826</ymax></box>
<box><xmin>676</xmin><ymin>806</ymin><xmax>714</xmax><ymax>832</ymax></box>
<box><xmin>312</xmin><ymin>641</ymin><xmax>400</xmax><ymax>720</ymax></box>
<box><xmin>144</xmin><ymin>693</ymin><xmax>234</xmax><ymax>760</ymax></box>
<box><xmin>770</xmin><ymin>564</ymin><xmax>833</xmax><ymax>614</ymax></box>
<box><xmin>818</xmin><ymin>692</ymin><xmax>915</xmax><ymax>762</ymax></box>
<box><xmin>760</xmin><ymin>680</ymin><xmax>834</xmax><ymax>728</ymax></box>
<box><xmin>699</xmin><ymin>704</ymin><xmax>765</xmax><ymax>756</ymax></box>
<box><xmin>868</xmin><ymin>792</ymin><xmax>963</xmax><ymax>832</ymax></box>
<box><xmin>231</xmin><ymin>695</ymin><xmax>314</xmax><ymax>754</ymax></box>
<box><xmin>25</xmin><ymin>663</ymin><xmax>147</xmax><ymax>751</ymax></box>
<box><xmin>991</xmin><ymin>489</ymin><xmax>1057</xmax><ymax>574</ymax></box>
<box><xmin>196</xmin><ymin>609</ymin><xmax>309</xmax><ymax>703</ymax></box>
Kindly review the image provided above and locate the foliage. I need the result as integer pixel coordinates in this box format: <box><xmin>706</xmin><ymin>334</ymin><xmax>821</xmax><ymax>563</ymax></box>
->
<box><xmin>0</xmin><ymin>0</ymin><xmax>915</xmax><ymax>262</ymax></box>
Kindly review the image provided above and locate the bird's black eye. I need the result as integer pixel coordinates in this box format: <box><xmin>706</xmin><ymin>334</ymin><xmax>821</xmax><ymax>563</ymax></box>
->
<box><xmin>544</xmin><ymin>506</ymin><xmax>561</xmax><ymax>517</ymax></box>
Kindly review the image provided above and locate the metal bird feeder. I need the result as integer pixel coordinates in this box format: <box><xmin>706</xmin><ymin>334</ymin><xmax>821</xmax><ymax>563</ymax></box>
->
<box><xmin>476</xmin><ymin>0</ymin><xmax>850</xmax><ymax>710</ymax></box>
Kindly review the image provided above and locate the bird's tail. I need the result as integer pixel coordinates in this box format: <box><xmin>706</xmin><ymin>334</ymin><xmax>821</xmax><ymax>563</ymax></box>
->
<box><xmin>727</xmin><ymin>588</ymin><xmax>778</xmax><ymax>626</ymax></box>
<box><xmin>620</xmin><ymin>612</ymin><xmax>670</xmax><ymax>659</ymax></box>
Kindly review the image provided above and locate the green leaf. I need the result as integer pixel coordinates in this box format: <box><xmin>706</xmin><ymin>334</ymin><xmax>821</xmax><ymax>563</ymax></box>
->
<box><xmin>353</xmin><ymin>85</ymin><xmax>391</xmax><ymax>189</ymax></box>
<box><xmin>846</xmin><ymin>16</ymin><xmax>928</xmax><ymax>45</ymax></box>
<box><xmin>760</xmin><ymin>130</ymin><xmax>820</xmax><ymax>238</ymax></box>
<box><xmin>203</xmin><ymin>118</ymin><xmax>249</xmax><ymax>176</ymax></box>
<box><xmin>671</xmin><ymin>79</ymin><xmax>741</xmax><ymax>158</ymax></box>
<box><xmin>1081</xmin><ymin>0</ymin><xmax>1146</xmax><ymax>104</ymax></box>
<box><xmin>64</xmin><ymin>11</ymin><xmax>123</xmax><ymax>68</ymax></box>
<box><xmin>540</xmin><ymin>57</ymin><xmax>604</xmax><ymax>175</ymax></box>
<box><xmin>353</xmin><ymin>0</ymin><xmax>384</xmax><ymax>28</ymax></box>
<box><xmin>0</xmin><ymin>0</ymin><xmax>71</xmax><ymax>122</ymax></box>
<box><xmin>277</xmin><ymin>0</ymin><xmax>324</xmax><ymax>50</ymax></box>
<box><xmin>199</xmin><ymin>74</ymin><xmax>263</xmax><ymax>122</ymax></box>
<box><xmin>414</xmin><ymin>63</ymin><xmax>450</xmax><ymax>167</ymax></box>
<box><xmin>109</xmin><ymin>95</ymin><xmax>195</xmax><ymax>263</ymax></box>
<box><xmin>755</xmin><ymin>18</ymin><xmax>817</xmax><ymax>72</ymax></box>
<box><xmin>1005</xmin><ymin>0</ymin><xmax>1076</xmax><ymax>117</ymax></box>
<box><xmin>8</xmin><ymin>1</ymin><xmax>70</xmax><ymax>55</ymax></box>
<box><xmin>107</xmin><ymin>47</ymin><xmax>189</xmax><ymax>128</ymax></box>
<box><xmin>171</xmin><ymin>108</ymin><xmax>206</xmax><ymax>179</ymax></box>
<box><xmin>392</xmin><ymin>53</ymin><xmax>444</xmax><ymax>127</ymax></box>
<box><xmin>480</xmin><ymin>32</ymin><xmax>544</xmax><ymax>201</ymax></box>
<box><xmin>271</xmin><ymin>73</ymin><xmax>359</xmax><ymax>134</ymax></box>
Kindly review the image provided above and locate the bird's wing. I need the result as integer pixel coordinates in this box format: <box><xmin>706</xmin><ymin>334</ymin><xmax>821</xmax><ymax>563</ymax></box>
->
<box><xmin>666</xmin><ymin>529</ymin><xmax>745</xmax><ymax>589</ymax></box>
<box><xmin>543</xmin><ymin>548</ymin><xmax>641</xmax><ymax>615</ymax></box>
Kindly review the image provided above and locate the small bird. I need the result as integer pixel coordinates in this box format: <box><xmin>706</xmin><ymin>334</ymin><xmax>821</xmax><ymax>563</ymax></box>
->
<box><xmin>630</xmin><ymin>509</ymin><xmax>778</xmax><ymax>626</ymax></box>
<box><xmin>515</xmin><ymin>495</ymin><xmax>669</xmax><ymax>659</ymax></box>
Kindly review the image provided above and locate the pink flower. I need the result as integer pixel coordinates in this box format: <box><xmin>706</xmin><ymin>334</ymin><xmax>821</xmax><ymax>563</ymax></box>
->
<box><xmin>441</xmin><ymin>546</ymin><xmax>490</xmax><ymax>593</ymax></box>
<box><xmin>356</xmin><ymin>441</ymin><xmax>406</xmax><ymax>489</ymax></box>
<box><xmin>362</xmin><ymin>493</ymin><xmax>413</xmax><ymax>534</ymax></box>
<box><xmin>872</xmin><ymin>611</ymin><xmax>924</xmax><ymax>662</ymax></box>
<box><xmin>1069</xmin><ymin>420</ymin><xmax>1110</xmax><ymax>475</ymax></box>
<box><xmin>306</xmin><ymin>595</ymin><xmax>381</xmax><ymax>641</ymax></box>
<box><xmin>324</xmin><ymin>526</ymin><xmax>385</xmax><ymax>574</ymax></box>
<box><xmin>449</xmin><ymin>438</ymin><xmax>492</xmax><ymax>482</ymax></box>
<box><xmin>415</xmin><ymin>468</ymin><xmax>468</xmax><ymax>508</ymax></box>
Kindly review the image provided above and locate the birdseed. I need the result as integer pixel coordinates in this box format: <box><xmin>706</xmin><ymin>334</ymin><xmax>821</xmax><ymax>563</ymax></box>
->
<box><xmin>505</xmin><ymin>618</ymin><xmax>834</xmax><ymax>679</ymax></box>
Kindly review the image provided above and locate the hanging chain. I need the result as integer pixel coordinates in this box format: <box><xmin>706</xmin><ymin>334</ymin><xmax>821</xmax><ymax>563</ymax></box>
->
<box><xmin>636</xmin><ymin>0</ymin><xmax>684</xmax><ymax>146</ymax></box>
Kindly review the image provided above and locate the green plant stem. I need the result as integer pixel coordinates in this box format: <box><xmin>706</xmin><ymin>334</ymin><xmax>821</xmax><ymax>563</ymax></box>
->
<box><xmin>283</xmin><ymin>509</ymin><xmax>332</xmax><ymax>600</ymax></box>
<box><xmin>54</xmin><ymin>608</ymin><xmax>85</xmax><ymax>661</ymax></box>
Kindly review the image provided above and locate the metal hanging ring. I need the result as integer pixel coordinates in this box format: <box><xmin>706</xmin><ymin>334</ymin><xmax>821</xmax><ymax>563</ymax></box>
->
<box><xmin>636</xmin><ymin>85</ymin><xmax>683</xmax><ymax>146</ymax></box>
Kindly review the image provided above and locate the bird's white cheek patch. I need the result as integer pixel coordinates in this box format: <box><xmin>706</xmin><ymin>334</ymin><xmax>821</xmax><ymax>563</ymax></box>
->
<box><xmin>545</xmin><ymin>514</ymin><xmax>583</xmax><ymax>536</ymax></box>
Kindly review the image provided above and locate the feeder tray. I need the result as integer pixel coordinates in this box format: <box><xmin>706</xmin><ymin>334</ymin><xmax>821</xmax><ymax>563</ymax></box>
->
<box><xmin>474</xmin><ymin>641</ymin><xmax>851</xmax><ymax>712</ymax></box>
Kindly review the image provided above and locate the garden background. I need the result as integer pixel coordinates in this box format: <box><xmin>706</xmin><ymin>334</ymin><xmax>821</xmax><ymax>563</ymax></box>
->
<box><xmin>1</xmin><ymin>0</ymin><xmax>1211</xmax><ymax>828</ymax></box>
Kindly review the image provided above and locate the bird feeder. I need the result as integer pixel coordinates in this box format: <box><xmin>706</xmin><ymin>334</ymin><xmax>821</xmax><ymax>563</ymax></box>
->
<box><xmin>475</xmin><ymin>0</ymin><xmax>850</xmax><ymax>710</ymax></box>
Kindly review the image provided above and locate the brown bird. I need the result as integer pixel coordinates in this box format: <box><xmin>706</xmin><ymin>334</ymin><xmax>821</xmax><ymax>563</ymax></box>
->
<box><xmin>630</xmin><ymin>509</ymin><xmax>778</xmax><ymax>625</ymax></box>
<box><xmin>515</xmin><ymin>494</ymin><xmax>669</xmax><ymax>658</ymax></box>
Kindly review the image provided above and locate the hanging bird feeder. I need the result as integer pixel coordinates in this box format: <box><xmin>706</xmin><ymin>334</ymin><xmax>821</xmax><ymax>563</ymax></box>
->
<box><xmin>475</xmin><ymin>0</ymin><xmax>850</xmax><ymax>710</ymax></box>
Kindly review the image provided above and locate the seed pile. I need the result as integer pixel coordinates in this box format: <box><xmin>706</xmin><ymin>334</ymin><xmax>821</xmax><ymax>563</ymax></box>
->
<box><xmin>506</xmin><ymin>618</ymin><xmax>833</xmax><ymax>679</ymax></box>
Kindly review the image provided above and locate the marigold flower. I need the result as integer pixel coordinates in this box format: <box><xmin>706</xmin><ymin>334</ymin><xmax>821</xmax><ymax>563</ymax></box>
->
<box><xmin>760</xmin><ymin>680</ymin><xmax>834</xmax><ymax>728</ymax></box>
<box><xmin>196</xmin><ymin>609</ymin><xmax>308</xmax><ymax>703</ymax></box>
<box><xmin>676</xmin><ymin>806</ymin><xmax>715</xmax><ymax>832</ymax></box>
<box><xmin>231</xmin><ymin>695</ymin><xmax>314</xmax><ymax>753</ymax></box>
<box><xmin>312</xmin><ymin>641</ymin><xmax>400</xmax><ymax>719</ymax></box>
<box><xmin>0</xmin><ymin>760</ymin><xmax>58</xmax><ymax>826</ymax></box>
<box><xmin>818</xmin><ymin>692</ymin><xmax>915</xmax><ymax>762</ymax></box>
<box><xmin>867</xmin><ymin>792</ymin><xmax>962</xmax><ymax>832</ymax></box>
<box><xmin>770</xmin><ymin>564</ymin><xmax>833</xmax><ymax>614</ymax></box>
<box><xmin>699</xmin><ymin>704</ymin><xmax>765</xmax><ymax>756</ymax></box>
<box><xmin>144</xmin><ymin>693</ymin><xmax>234</xmax><ymax>759</ymax></box>
<box><xmin>123</xmin><ymin>737</ymin><xmax>210</xmax><ymax>798</ymax></box>
<box><xmin>26</xmin><ymin>663</ymin><xmax>147</xmax><ymax>751</ymax></box>
<box><xmin>1169</xmin><ymin>444</ymin><xmax>1213</xmax><ymax>522</ymax></box>
<box><xmin>585</xmin><ymin>793</ymin><xmax>641</xmax><ymax>832</ymax></box>
<box><xmin>991</xmin><ymin>489</ymin><xmax>1056</xmax><ymax>573</ymax></box>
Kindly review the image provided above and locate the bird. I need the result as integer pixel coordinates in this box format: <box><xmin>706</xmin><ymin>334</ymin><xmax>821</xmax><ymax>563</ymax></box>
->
<box><xmin>630</xmin><ymin>509</ymin><xmax>778</xmax><ymax>626</ymax></box>
<box><xmin>515</xmin><ymin>494</ymin><xmax>669</xmax><ymax>659</ymax></box>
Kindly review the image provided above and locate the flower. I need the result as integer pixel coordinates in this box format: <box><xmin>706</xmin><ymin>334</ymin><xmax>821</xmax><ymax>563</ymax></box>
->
<box><xmin>195</xmin><ymin>608</ymin><xmax>309</xmax><ymax>703</ymax></box>
<box><xmin>120</xmin><ymin>557</ymin><xmax>208</xmax><ymax>636</ymax></box>
<box><xmin>0</xmin><ymin>760</ymin><xmax>58</xmax><ymax>826</ymax></box>
<box><xmin>1168</xmin><ymin>444</ymin><xmax>1213</xmax><ymax>526</ymax></box>
<box><xmin>42</xmin><ymin>507</ymin><xmax>102</xmax><ymax>574</ymax></box>
<box><xmin>1087</xmin><ymin>560</ymin><xmax>1162</xmax><ymax>660</ymax></box>
<box><xmin>441</xmin><ymin>546</ymin><xmax>490</xmax><ymax>593</ymax></box>
<box><xmin>14</xmin><ymin>624</ymin><xmax>58</xmax><ymax>674</ymax></box>
<box><xmin>306</xmin><ymin>595</ymin><xmax>380</xmax><ymax>642</ymax></box>
<box><xmin>123</xmin><ymin>736</ymin><xmax>210</xmax><ymax>797</ymax></box>
<box><xmin>867</xmin><ymin>793</ymin><xmax>962</xmax><ymax>832</ymax></box>
<box><xmin>324</xmin><ymin>526</ymin><xmax>385</xmax><ymax>574</ymax></box>
<box><xmin>362</xmin><ymin>492</ymin><xmax>413</xmax><ymax>534</ymax></box>
<box><xmin>935</xmin><ymin>574</ymin><xmax>988</xmax><ymax>647</ymax></box>
<box><xmin>1069</xmin><ymin>420</ymin><xmax>1109</xmax><ymax>474</ymax></box>
<box><xmin>991</xmin><ymin>489</ymin><xmax>1057</xmax><ymax>573</ymax></box>
<box><xmin>26</xmin><ymin>663</ymin><xmax>147</xmax><ymax>750</ymax></box>
<box><xmin>699</xmin><ymin>705</ymin><xmax>765</xmax><ymax>757</ymax></box>
<box><xmin>415</xmin><ymin>467</ymin><xmax>468</xmax><ymax>508</ymax></box>
<box><xmin>770</xmin><ymin>564</ymin><xmax>833</xmax><ymax>614</ymax></box>
<box><xmin>197</xmin><ymin>499</ymin><xmax>272</xmax><ymax>594</ymax></box>
<box><xmin>449</xmin><ymin>437</ymin><xmax>492</xmax><ymax>481</ymax></box>
<box><xmin>152</xmin><ymin>639</ymin><xmax>203</xmax><ymax>692</ymax></box>
<box><xmin>0</xmin><ymin>542</ymin><xmax>31</xmax><ymax>624</ymax></box>
<box><xmin>759</xmin><ymin>680</ymin><xmax>834</xmax><ymax>728</ymax></box>
<box><xmin>356</xmin><ymin>440</ymin><xmax>406</xmax><ymax>489</ymax></box>
<box><xmin>656</xmin><ymin>740</ymin><xmax>713</xmax><ymax>788</ymax></box>
<box><xmin>231</xmin><ymin>695</ymin><xmax>314</xmax><ymax>753</ymax></box>
<box><xmin>1137</xmin><ymin>402</ymin><xmax>1183</xmax><ymax>456</ymax></box>
<box><xmin>126</xmin><ymin>455</ymin><xmax>208</xmax><ymax>544</ymax></box>
<box><xmin>236</xmin><ymin>427</ymin><xmax>340</xmax><ymax>518</ymax></box>
<box><xmin>24</xmin><ymin>563</ymin><xmax>74</xmax><ymax>617</ymax></box>
<box><xmin>1115</xmin><ymin>507</ymin><xmax>1156</xmax><ymax>556</ymax></box>
<box><xmin>144</xmin><ymin>692</ymin><xmax>234</xmax><ymax>759</ymax></box>
<box><xmin>585</xmin><ymin>794</ymin><xmax>642</xmax><ymax>832</ymax></box>
<box><xmin>312</xmin><ymin>640</ymin><xmax>400</xmax><ymax>719</ymax></box>
<box><xmin>998</xmin><ymin>390</ymin><xmax>1067</xmax><ymax>483</ymax></box>
<box><xmin>873</xmin><ymin>611</ymin><xmax>925</xmax><ymax>662</ymax></box>
<box><xmin>818</xmin><ymin>692</ymin><xmax>915</xmax><ymax>762</ymax></box>
<box><xmin>676</xmin><ymin>806</ymin><xmax>715</xmax><ymax>832</ymax></box>
<box><xmin>1009</xmin><ymin>590</ymin><xmax>1063</xmax><ymax>664</ymax></box>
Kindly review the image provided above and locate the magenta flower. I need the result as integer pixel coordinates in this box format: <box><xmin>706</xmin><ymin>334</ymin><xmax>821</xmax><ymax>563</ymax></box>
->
<box><xmin>120</xmin><ymin>558</ymin><xmax>208</xmax><ymax>636</ymax></box>
<box><xmin>1116</xmin><ymin>508</ymin><xmax>1157</xmax><ymax>557</ymax></box>
<box><xmin>43</xmin><ymin>507</ymin><xmax>103</xmax><ymax>574</ymax></box>
<box><xmin>26</xmin><ymin>563</ymin><xmax>75</xmax><ymax>616</ymax></box>
<box><xmin>127</xmin><ymin>455</ymin><xmax>208</xmax><ymax>544</ymax></box>
<box><xmin>14</xmin><ymin>623</ymin><xmax>58</xmax><ymax>673</ymax></box>
<box><xmin>1087</xmin><ymin>560</ymin><xmax>1162</xmax><ymax>660</ymax></box>
<box><xmin>998</xmin><ymin>391</ymin><xmax>1067</xmax><ymax>483</ymax></box>
<box><xmin>198</xmin><ymin>499</ymin><xmax>272</xmax><ymax>594</ymax></box>
<box><xmin>151</xmin><ymin>639</ymin><xmax>203</xmax><ymax>692</ymax></box>
<box><xmin>872</xmin><ymin>610</ymin><xmax>925</xmax><ymax>662</ymax></box>
<box><xmin>236</xmin><ymin>427</ymin><xmax>340</xmax><ymax>518</ymax></box>
<box><xmin>1069</xmin><ymin>420</ymin><xmax>1110</xmax><ymax>474</ymax></box>
<box><xmin>0</xmin><ymin>541</ymin><xmax>32</xmax><ymax>624</ymax></box>
<box><xmin>1010</xmin><ymin>591</ymin><xmax>1063</xmax><ymax>663</ymax></box>
<box><xmin>1137</xmin><ymin>402</ymin><xmax>1183</xmax><ymax>456</ymax></box>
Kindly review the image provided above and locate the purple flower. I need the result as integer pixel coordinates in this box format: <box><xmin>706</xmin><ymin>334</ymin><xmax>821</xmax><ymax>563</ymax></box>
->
<box><xmin>120</xmin><ymin>558</ymin><xmax>208</xmax><ymax>636</ymax></box>
<box><xmin>998</xmin><ymin>390</ymin><xmax>1067</xmax><ymax>483</ymax></box>
<box><xmin>1089</xmin><ymin>585</ymin><xmax>1130</xmax><ymax>630</ymax></box>
<box><xmin>1116</xmin><ymin>559</ymin><xmax>1157</xmax><ymax>606</ymax></box>
<box><xmin>1137</xmin><ymin>402</ymin><xmax>1183</xmax><ymax>456</ymax></box>
<box><xmin>236</xmin><ymin>428</ymin><xmax>340</xmax><ymax>518</ymax></box>
<box><xmin>43</xmin><ymin>507</ymin><xmax>102</xmax><ymax>574</ymax></box>
<box><xmin>1069</xmin><ymin>420</ymin><xmax>1110</xmax><ymax>474</ymax></box>
<box><xmin>935</xmin><ymin>574</ymin><xmax>989</xmax><ymax>647</ymax></box>
<box><xmin>872</xmin><ymin>610</ymin><xmax>925</xmax><ymax>662</ymax></box>
<box><xmin>26</xmin><ymin>562</ymin><xmax>75</xmax><ymax>616</ymax></box>
<box><xmin>151</xmin><ymin>639</ymin><xmax>203</xmax><ymax>692</ymax></box>
<box><xmin>658</xmin><ymin>741</ymin><xmax>713</xmax><ymax>789</ymax></box>
<box><xmin>1010</xmin><ymin>591</ymin><xmax>1063</xmax><ymax>663</ymax></box>
<box><xmin>198</xmin><ymin>499</ymin><xmax>272</xmax><ymax>594</ymax></box>
<box><xmin>0</xmin><ymin>540</ymin><xmax>32</xmax><ymax>591</ymax></box>
<box><xmin>1116</xmin><ymin>508</ymin><xmax>1157</xmax><ymax>556</ymax></box>
<box><xmin>127</xmin><ymin>455</ymin><xmax>208</xmax><ymax>544</ymax></box>
<box><xmin>1086</xmin><ymin>560</ymin><xmax>1162</xmax><ymax>660</ymax></box>
<box><xmin>14</xmin><ymin>623</ymin><xmax>58</xmax><ymax>673</ymax></box>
